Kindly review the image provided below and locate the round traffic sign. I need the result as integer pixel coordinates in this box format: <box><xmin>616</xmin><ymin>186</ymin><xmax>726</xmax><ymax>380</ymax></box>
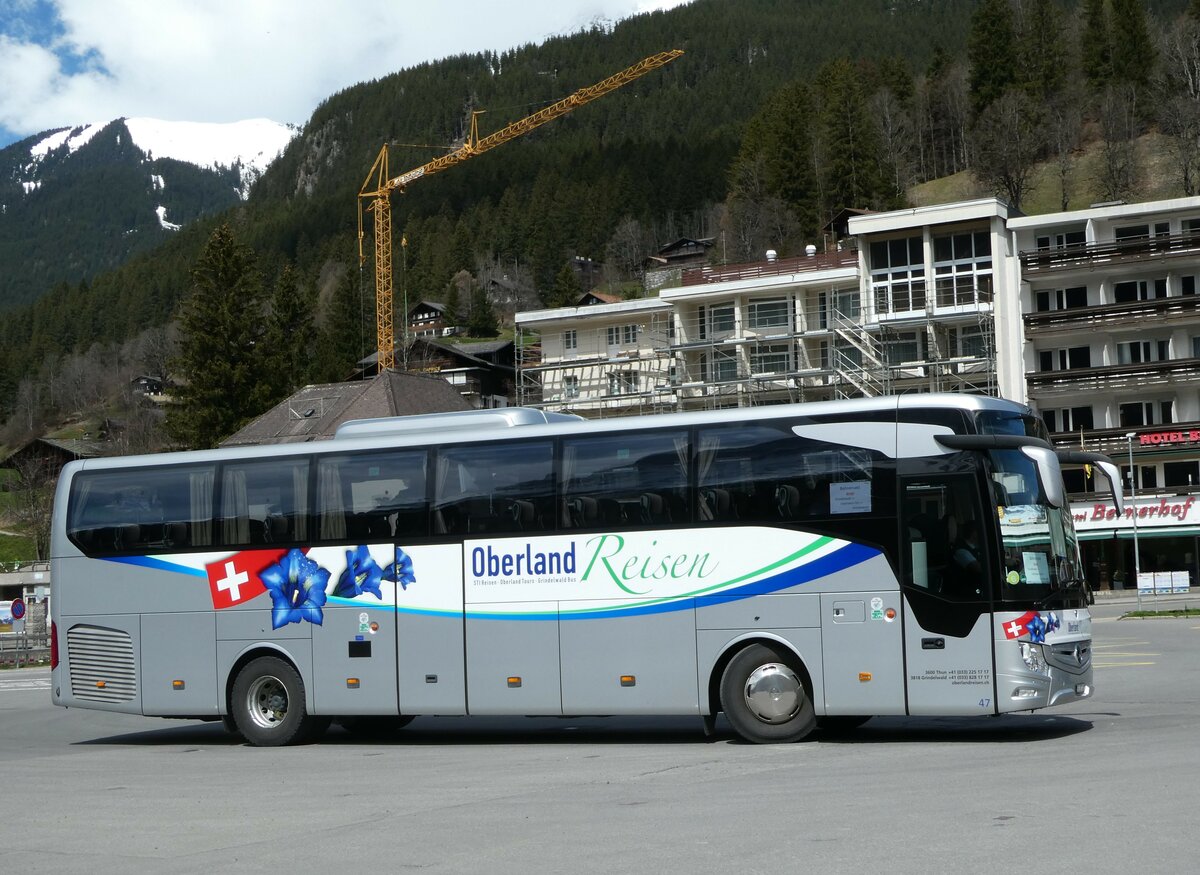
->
<box><xmin>10</xmin><ymin>598</ymin><xmax>25</xmax><ymax>620</ymax></box>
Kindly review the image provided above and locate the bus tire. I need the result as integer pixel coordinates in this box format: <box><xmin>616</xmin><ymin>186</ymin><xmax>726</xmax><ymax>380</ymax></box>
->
<box><xmin>337</xmin><ymin>715</ymin><xmax>415</xmax><ymax>738</ymax></box>
<box><xmin>719</xmin><ymin>643</ymin><xmax>816</xmax><ymax>744</ymax></box>
<box><xmin>231</xmin><ymin>656</ymin><xmax>321</xmax><ymax>747</ymax></box>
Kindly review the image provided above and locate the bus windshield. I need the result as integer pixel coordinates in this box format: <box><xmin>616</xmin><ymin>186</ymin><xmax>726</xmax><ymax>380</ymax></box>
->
<box><xmin>988</xmin><ymin>448</ymin><xmax>1082</xmax><ymax>602</ymax></box>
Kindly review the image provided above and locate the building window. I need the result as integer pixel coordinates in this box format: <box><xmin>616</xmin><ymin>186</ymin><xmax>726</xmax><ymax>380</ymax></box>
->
<box><xmin>1042</xmin><ymin>406</ymin><xmax>1094</xmax><ymax>433</ymax></box>
<box><xmin>563</xmin><ymin>330</ymin><xmax>577</xmax><ymax>352</ymax></box>
<box><xmin>870</xmin><ymin>236</ymin><xmax>925</xmax><ymax>315</ymax></box>
<box><xmin>1035</xmin><ymin>286</ymin><xmax>1088</xmax><ymax>311</ymax></box>
<box><xmin>608</xmin><ymin>370</ymin><xmax>637</xmax><ymax>395</ymax></box>
<box><xmin>709</xmin><ymin>304</ymin><xmax>735</xmax><ymax>335</ymax></box>
<box><xmin>1117</xmin><ymin>340</ymin><xmax>1169</xmax><ymax>364</ymax></box>
<box><xmin>1035</xmin><ymin>229</ymin><xmax>1085</xmax><ymax>250</ymax></box>
<box><xmin>1038</xmin><ymin>347</ymin><xmax>1091</xmax><ymax>371</ymax></box>
<box><xmin>1114</xmin><ymin>222</ymin><xmax>1170</xmax><ymax>241</ymax></box>
<box><xmin>885</xmin><ymin>331</ymin><xmax>922</xmax><ymax>365</ymax></box>
<box><xmin>1120</xmin><ymin>401</ymin><xmax>1173</xmax><ymax>427</ymax></box>
<box><xmin>747</xmin><ymin>299</ymin><xmax>790</xmax><ymax>331</ymax></box>
<box><xmin>562</xmin><ymin>375</ymin><xmax>579</xmax><ymax>399</ymax></box>
<box><xmin>1164</xmin><ymin>461</ymin><xmax>1199</xmax><ymax>488</ymax></box>
<box><xmin>708</xmin><ymin>350</ymin><xmax>738</xmax><ymax>382</ymax></box>
<box><xmin>932</xmin><ymin>230</ymin><xmax>992</xmax><ymax>308</ymax></box>
<box><xmin>750</xmin><ymin>342</ymin><xmax>791</xmax><ymax>375</ymax></box>
<box><xmin>1192</xmin><ymin>336</ymin><xmax>1200</xmax><ymax>358</ymax></box>
<box><xmin>1113</xmin><ymin>279</ymin><xmax>1167</xmax><ymax>303</ymax></box>
<box><xmin>607</xmin><ymin>324</ymin><xmax>638</xmax><ymax>348</ymax></box>
<box><xmin>958</xmin><ymin>326</ymin><xmax>988</xmax><ymax>358</ymax></box>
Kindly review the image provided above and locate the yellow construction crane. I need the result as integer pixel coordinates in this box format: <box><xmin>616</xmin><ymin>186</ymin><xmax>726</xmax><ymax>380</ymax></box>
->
<box><xmin>358</xmin><ymin>48</ymin><xmax>684</xmax><ymax>371</ymax></box>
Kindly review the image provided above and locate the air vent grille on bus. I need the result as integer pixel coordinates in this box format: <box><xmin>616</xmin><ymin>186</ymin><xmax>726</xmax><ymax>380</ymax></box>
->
<box><xmin>67</xmin><ymin>625</ymin><xmax>137</xmax><ymax>703</ymax></box>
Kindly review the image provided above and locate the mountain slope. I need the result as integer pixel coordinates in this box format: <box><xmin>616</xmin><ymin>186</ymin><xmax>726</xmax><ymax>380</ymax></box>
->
<box><xmin>0</xmin><ymin>117</ymin><xmax>295</xmax><ymax>308</ymax></box>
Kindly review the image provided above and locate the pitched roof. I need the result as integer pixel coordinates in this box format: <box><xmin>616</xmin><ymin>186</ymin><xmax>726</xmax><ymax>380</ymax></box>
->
<box><xmin>220</xmin><ymin>371</ymin><xmax>472</xmax><ymax>446</ymax></box>
<box><xmin>579</xmin><ymin>291</ymin><xmax>622</xmax><ymax>305</ymax></box>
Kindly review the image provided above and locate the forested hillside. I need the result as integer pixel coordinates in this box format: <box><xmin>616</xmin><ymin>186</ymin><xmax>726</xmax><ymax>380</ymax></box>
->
<box><xmin>0</xmin><ymin>0</ymin><xmax>1196</xmax><ymax>447</ymax></box>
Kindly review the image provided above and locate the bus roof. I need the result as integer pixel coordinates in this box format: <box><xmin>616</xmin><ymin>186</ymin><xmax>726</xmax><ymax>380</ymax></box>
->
<box><xmin>59</xmin><ymin>393</ymin><xmax>1032</xmax><ymax>476</ymax></box>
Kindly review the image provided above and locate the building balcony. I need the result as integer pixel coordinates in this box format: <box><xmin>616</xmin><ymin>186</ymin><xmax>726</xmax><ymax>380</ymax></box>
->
<box><xmin>681</xmin><ymin>250</ymin><xmax>858</xmax><ymax>286</ymax></box>
<box><xmin>1023</xmin><ymin>295</ymin><xmax>1200</xmax><ymax>337</ymax></box>
<box><xmin>1019</xmin><ymin>229</ymin><xmax>1200</xmax><ymax>276</ymax></box>
<box><xmin>1048</xmin><ymin>420</ymin><xmax>1200</xmax><ymax>460</ymax></box>
<box><xmin>1026</xmin><ymin>357</ymin><xmax>1200</xmax><ymax>397</ymax></box>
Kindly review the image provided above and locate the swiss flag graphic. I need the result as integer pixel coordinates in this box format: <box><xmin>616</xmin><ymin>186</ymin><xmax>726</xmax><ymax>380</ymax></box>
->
<box><xmin>1002</xmin><ymin>610</ymin><xmax>1040</xmax><ymax>640</ymax></box>
<box><xmin>205</xmin><ymin>550</ymin><xmax>285</xmax><ymax>609</ymax></box>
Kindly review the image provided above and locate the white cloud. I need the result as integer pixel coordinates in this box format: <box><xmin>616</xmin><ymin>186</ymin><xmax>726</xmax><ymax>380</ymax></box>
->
<box><xmin>0</xmin><ymin>0</ymin><xmax>691</xmax><ymax>145</ymax></box>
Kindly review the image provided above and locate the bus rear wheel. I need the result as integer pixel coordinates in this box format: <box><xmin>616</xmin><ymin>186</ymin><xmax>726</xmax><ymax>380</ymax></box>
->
<box><xmin>719</xmin><ymin>643</ymin><xmax>816</xmax><ymax>744</ymax></box>
<box><xmin>231</xmin><ymin>656</ymin><xmax>327</xmax><ymax>746</ymax></box>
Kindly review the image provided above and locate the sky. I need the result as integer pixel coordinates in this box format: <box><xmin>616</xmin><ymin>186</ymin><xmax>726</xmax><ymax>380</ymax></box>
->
<box><xmin>0</xmin><ymin>0</ymin><xmax>690</xmax><ymax>150</ymax></box>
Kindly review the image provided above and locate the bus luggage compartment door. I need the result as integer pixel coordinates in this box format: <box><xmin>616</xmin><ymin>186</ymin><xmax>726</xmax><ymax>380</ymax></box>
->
<box><xmin>820</xmin><ymin>592</ymin><xmax>906</xmax><ymax>715</ymax></box>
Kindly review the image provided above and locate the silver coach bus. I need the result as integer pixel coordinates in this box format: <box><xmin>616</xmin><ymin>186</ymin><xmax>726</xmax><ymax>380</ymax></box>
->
<box><xmin>49</xmin><ymin>394</ymin><xmax>1121</xmax><ymax>745</ymax></box>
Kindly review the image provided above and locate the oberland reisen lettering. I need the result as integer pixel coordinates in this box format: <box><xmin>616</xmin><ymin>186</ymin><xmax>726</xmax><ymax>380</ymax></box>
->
<box><xmin>472</xmin><ymin>543</ymin><xmax>577</xmax><ymax>578</ymax></box>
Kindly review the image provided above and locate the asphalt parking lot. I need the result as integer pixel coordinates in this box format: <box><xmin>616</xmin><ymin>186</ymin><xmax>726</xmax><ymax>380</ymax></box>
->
<box><xmin>1</xmin><ymin>603</ymin><xmax>1197</xmax><ymax>874</ymax></box>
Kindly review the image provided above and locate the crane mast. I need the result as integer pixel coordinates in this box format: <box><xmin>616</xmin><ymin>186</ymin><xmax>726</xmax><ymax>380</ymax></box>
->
<box><xmin>358</xmin><ymin>49</ymin><xmax>683</xmax><ymax>371</ymax></box>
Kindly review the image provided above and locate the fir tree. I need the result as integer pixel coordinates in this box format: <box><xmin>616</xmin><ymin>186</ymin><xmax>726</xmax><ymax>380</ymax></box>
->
<box><xmin>259</xmin><ymin>263</ymin><xmax>316</xmax><ymax>405</ymax></box>
<box><xmin>466</xmin><ymin>283</ymin><xmax>499</xmax><ymax>337</ymax></box>
<box><xmin>1018</xmin><ymin>0</ymin><xmax>1067</xmax><ymax>103</ymax></box>
<box><xmin>166</xmin><ymin>223</ymin><xmax>267</xmax><ymax>448</ymax></box>
<box><xmin>967</xmin><ymin>0</ymin><xmax>1019</xmax><ymax>118</ymax></box>
<box><xmin>546</xmin><ymin>263</ymin><xmax>584</xmax><ymax>309</ymax></box>
<box><xmin>1082</xmin><ymin>0</ymin><xmax>1113</xmax><ymax>89</ymax></box>
<box><xmin>314</xmin><ymin>267</ymin><xmax>372</xmax><ymax>381</ymax></box>
<box><xmin>1110</xmin><ymin>0</ymin><xmax>1155</xmax><ymax>89</ymax></box>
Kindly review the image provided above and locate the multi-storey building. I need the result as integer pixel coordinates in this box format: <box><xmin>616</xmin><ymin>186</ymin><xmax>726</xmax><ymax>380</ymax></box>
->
<box><xmin>515</xmin><ymin>194</ymin><xmax>1200</xmax><ymax>592</ymax></box>
<box><xmin>1009</xmin><ymin>198</ymin><xmax>1200</xmax><ymax>593</ymax></box>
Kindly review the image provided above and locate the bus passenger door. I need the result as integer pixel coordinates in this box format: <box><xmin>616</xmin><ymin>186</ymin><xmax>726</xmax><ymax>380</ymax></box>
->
<box><xmin>901</xmin><ymin>473</ymin><xmax>996</xmax><ymax>715</ymax></box>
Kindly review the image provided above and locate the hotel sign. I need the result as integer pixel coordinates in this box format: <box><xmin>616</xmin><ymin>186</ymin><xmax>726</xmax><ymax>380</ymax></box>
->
<box><xmin>1138</xmin><ymin>429</ymin><xmax>1200</xmax><ymax>446</ymax></box>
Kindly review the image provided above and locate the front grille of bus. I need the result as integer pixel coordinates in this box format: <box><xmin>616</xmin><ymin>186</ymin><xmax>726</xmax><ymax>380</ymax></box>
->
<box><xmin>1043</xmin><ymin>639</ymin><xmax>1091</xmax><ymax>675</ymax></box>
<box><xmin>67</xmin><ymin>625</ymin><xmax>137</xmax><ymax>703</ymax></box>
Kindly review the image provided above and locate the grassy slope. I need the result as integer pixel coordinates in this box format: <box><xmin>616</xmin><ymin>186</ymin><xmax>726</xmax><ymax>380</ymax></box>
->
<box><xmin>910</xmin><ymin>131</ymin><xmax>1187</xmax><ymax>215</ymax></box>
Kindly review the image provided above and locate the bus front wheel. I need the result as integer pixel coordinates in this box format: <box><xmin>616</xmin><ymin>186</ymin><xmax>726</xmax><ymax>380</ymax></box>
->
<box><xmin>231</xmin><ymin>656</ymin><xmax>328</xmax><ymax>746</ymax></box>
<box><xmin>719</xmin><ymin>643</ymin><xmax>816</xmax><ymax>744</ymax></box>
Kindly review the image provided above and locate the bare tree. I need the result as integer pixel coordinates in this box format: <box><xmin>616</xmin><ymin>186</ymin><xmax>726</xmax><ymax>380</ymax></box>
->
<box><xmin>970</xmin><ymin>90</ymin><xmax>1043</xmax><ymax>210</ymax></box>
<box><xmin>1098</xmin><ymin>85</ymin><xmax>1140</xmax><ymax>202</ymax></box>
<box><xmin>9</xmin><ymin>454</ymin><xmax>55</xmax><ymax>561</ymax></box>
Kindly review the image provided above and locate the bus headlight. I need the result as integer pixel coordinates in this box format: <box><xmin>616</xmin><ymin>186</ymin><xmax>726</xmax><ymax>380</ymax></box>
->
<box><xmin>1020</xmin><ymin>642</ymin><xmax>1046</xmax><ymax>674</ymax></box>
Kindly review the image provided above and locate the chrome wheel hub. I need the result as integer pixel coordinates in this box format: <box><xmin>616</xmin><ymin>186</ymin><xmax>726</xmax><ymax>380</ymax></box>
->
<box><xmin>743</xmin><ymin>663</ymin><xmax>802</xmax><ymax>724</ymax></box>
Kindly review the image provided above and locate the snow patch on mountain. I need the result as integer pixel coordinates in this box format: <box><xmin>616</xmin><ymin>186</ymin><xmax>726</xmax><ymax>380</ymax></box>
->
<box><xmin>155</xmin><ymin>205</ymin><xmax>181</xmax><ymax>231</ymax></box>
<box><xmin>30</xmin><ymin>123</ymin><xmax>104</xmax><ymax>159</ymax></box>
<box><xmin>21</xmin><ymin>117</ymin><xmax>295</xmax><ymax>200</ymax></box>
<box><xmin>124</xmin><ymin>118</ymin><xmax>295</xmax><ymax>198</ymax></box>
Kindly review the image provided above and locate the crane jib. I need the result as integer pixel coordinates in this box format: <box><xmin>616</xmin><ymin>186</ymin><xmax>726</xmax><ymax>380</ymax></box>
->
<box><xmin>360</xmin><ymin>48</ymin><xmax>684</xmax><ymax>372</ymax></box>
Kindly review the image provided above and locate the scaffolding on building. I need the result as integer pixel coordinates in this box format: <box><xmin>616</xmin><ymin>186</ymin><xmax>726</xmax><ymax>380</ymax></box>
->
<box><xmin>515</xmin><ymin>277</ymin><xmax>998</xmax><ymax>417</ymax></box>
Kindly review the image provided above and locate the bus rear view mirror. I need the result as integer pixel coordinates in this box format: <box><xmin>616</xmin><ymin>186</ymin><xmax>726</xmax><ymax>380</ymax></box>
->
<box><xmin>1019</xmin><ymin>446</ymin><xmax>1065</xmax><ymax>510</ymax></box>
<box><xmin>1055</xmin><ymin>450</ymin><xmax>1123</xmax><ymax>515</ymax></box>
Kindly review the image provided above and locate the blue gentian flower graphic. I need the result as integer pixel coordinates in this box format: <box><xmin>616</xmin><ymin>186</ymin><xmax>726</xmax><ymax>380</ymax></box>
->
<box><xmin>385</xmin><ymin>546</ymin><xmax>417</xmax><ymax>591</ymax></box>
<box><xmin>260</xmin><ymin>548</ymin><xmax>329</xmax><ymax>629</ymax></box>
<box><xmin>334</xmin><ymin>545</ymin><xmax>385</xmax><ymax>599</ymax></box>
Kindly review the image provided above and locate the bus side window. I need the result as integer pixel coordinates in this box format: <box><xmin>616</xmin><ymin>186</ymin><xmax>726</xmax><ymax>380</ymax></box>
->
<box><xmin>562</xmin><ymin>430</ymin><xmax>689</xmax><ymax>530</ymax></box>
<box><xmin>67</xmin><ymin>465</ymin><xmax>215</xmax><ymax>555</ymax></box>
<box><xmin>219</xmin><ymin>458</ymin><xmax>310</xmax><ymax>549</ymax></box>
<box><xmin>315</xmin><ymin>450</ymin><xmax>428</xmax><ymax>543</ymax></box>
<box><xmin>434</xmin><ymin>441</ymin><xmax>553</xmax><ymax>536</ymax></box>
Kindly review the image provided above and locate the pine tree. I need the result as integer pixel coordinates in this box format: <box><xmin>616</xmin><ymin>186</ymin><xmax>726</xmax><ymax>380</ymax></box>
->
<box><xmin>546</xmin><ymin>263</ymin><xmax>583</xmax><ymax>309</ymax></box>
<box><xmin>466</xmin><ymin>283</ymin><xmax>499</xmax><ymax>337</ymax></box>
<box><xmin>166</xmin><ymin>223</ymin><xmax>267</xmax><ymax>448</ymax></box>
<box><xmin>967</xmin><ymin>0</ymin><xmax>1019</xmax><ymax>118</ymax></box>
<box><xmin>259</xmin><ymin>263</ymin><xmax>316</xmax><ymax>405</ymax></box>
<box><xmin>314</xmin><ymin>267</ymin><xmax>372</xmax><ymax>381</ymax></box>
<box><xmin>1018</xmin><ymin>0</ymin><xmax>1067</xmax><ymax>102</ymax></box>
<box><xmin>1082</xmin><ymin>0</ymin><xmax>1113</xmax><ymax>89</ymax></box>
<box><xmin>1110</xmin><ymin>0</ymin><xmax>1155</xmax><ymax>89</ymax></box>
